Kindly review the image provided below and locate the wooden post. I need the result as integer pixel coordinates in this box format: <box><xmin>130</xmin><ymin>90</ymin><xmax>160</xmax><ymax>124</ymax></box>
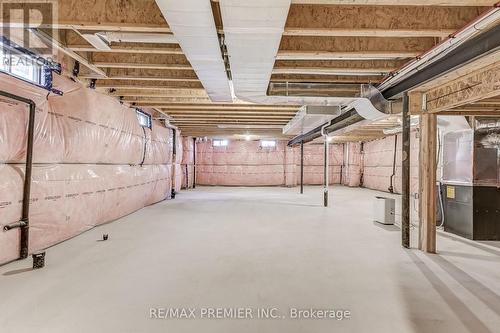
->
<box><xmin>418</xmin><ymin>112</ymin><xmax>437</xmax><ymax>253</ymax></box>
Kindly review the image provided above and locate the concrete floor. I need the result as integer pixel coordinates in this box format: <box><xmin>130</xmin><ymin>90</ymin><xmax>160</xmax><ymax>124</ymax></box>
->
<box><xmin>1</xmin><ymin>186</ymin><xmax>500</xmax><ymax>333</ymax></box>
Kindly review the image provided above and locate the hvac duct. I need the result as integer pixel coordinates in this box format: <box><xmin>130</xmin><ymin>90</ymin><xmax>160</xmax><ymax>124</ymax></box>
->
<box><xmin>155</xmin><ymin>0</ymin><xmax>232</xmax><ymax>102</ymax></box>
<box><xmin>219</xmin><ymin>0</ymin><xmax>372</xmax><ymax>108</ymax></box>
<box><xmin>379</xmin><ymin>7</ymin><xmax>500</xmax><ymax>96</ymax></box>
<box><xmin>288</xmin><ymin>5</ymin><xmax>499</xmax><ymax>146</ymax></box>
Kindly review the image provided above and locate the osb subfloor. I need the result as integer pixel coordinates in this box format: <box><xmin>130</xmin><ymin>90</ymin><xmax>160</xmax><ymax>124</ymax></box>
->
<box><xmin>1</xmin><ymin>186</ymin><xmax>499</xmax><ymax>333</ymax></box>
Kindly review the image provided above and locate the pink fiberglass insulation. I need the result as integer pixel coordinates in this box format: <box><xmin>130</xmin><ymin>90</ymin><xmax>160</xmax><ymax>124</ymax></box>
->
<box><xmin>173</xmin><ymin>164</ymin><xmax>183</xmax><ymax>192</ymax></box>
<box><xmin>193</xmin><ymin>140</ymin><xmax>345</xmax><ymax>187</ymax></box>
<box><xmin>0</xmin><ymin>73</ymin><xmax>171</xmax><ymax>165</ymax></box>
<box><xmin>0</xmin><ymin>164</ymin><xmax>171</xmax><ymax>264</ymax></box>
<box><xmin>181</xmin><ymin>137</ymin><xmax>194</xmax><ymax>189</ymax></box>
<box><xmin>181</xmin><ymin>137</ymin><xmax>194</xmax><ymax>165</ymax></box>
<box><xmin>341</xmin><ymin>142</ymin><xmax>362</xmax><ymax>187</ymax></box>
<box><xmin>0</xmin><ymin>74</ymin><xmax>173</xmax><ymax>265</ymax></box>
<box><xmin>362</xmin><ymin>132</ymin><xmax>419</xmax><ymax>194</ymax></box>
<box><xmin>174</xmin><ymin>130</ymin><xmax>183</xmax><ymax>164</ymax></box>
<box><xmin>196</xmin><ymin>140</ymin><xmax>294</xmax><ymax>186</ymax></box>
<box><xmin>171</xmin><ymin>131</ymin><xmax>183</xmax><ymax>192</ymax></box>
<box><xmin>301</xmin><ymin>144</ymin><xmax>343</xmax><ymax>185</ymax></box>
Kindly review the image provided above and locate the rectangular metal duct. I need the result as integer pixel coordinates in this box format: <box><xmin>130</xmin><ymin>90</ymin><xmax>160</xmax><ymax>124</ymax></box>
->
<box><xmin>283</xmin><ymin>105</ymin><xmax>341</xmax><ymax>135</ymax></box>
<box><xmin>155</xmin><ymin>0</ymin><xmax>232</xmax><ymax>102</ymax></box>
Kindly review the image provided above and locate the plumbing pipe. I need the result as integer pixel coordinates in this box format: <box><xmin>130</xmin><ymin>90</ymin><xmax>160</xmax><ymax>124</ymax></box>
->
<box><xmin>321</xmin><ymin>123</ymin><xmax>330</xmax><ymax>207</ymax></box>
<box><xmin>401</xmin><ymin>92</ymin><xmax>410</xmax><ymax>249</ymax></box>
<box><xmin>300</xmin><ymin>141</ymin><xmax>304</xmax><ymax>194</ymax></box>
<box><xmin>0</xmin><ymin>90</ymin><xmax>36</xmax><ymax>259</ymax></box>
<box><xmin>192</xmin><ymin>137</ymin><xmax>196</xmax><ymax>189</ymax></box>
<box><xmin>388</xmin><ymin>134</ymin><xmax>398</xmax><ymax>193</ymax></box>
<box><xmin>172</xmin><ymin>128</ymin><xmax>177</xmax><ymax>158</ymax></box>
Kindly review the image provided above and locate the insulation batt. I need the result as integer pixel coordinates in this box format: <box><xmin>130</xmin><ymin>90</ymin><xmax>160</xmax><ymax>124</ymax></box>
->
<box><xmin>0</xmin><ymin>74</ymin><xmax>173</xmax><ymax>265</ymax></box>
<box><xmin>181</xmin><ymin>137</ymin><xmax>195</xmax><ymax>189</ymax></box>
<box><xmin>195</xmin><ymin>140</ymin><xmax>343</xmax><ymax>186</ymax></box>
<box><xmin>196</xmin><ymin>140</ymin><xmax>290</xmax><ymax>186</ymax></box>
<box><xmin>362</xmin><ymin>132</ymin><xmax>419</xmax><ymax>194</ymax></box>
<box><xmin>0</xmin><ymin>73</ymin><xmax>171</xmax><ymax>165</ymax></box>
<box><xmin>172</xmin><ymin>130</ymin><xmax>183</xmax><ymax>192</ymax></box>
<box><xmin>301</xmin><ymin>144</ymin><xmax>343</xmax><ymax>185</ymax></box>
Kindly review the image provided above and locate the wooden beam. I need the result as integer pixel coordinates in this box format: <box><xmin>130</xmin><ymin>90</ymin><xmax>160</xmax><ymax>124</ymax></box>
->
<box><xmin>270</xmin><ymin>74</ymin><xmax>384</xmax><ymax>83</ymax></box>
<box><xmin>285</xmin><ymin>5</ymin><xmax>487</xmax><ymax>37</ymax></box>
<box><xmin>70</xmin><ymin>44</ymin><xmax>183</xmax><ymax>54</ymax></box>
<box><xmin>30</xmin><ymin>29</ymin><xmax>107</xmax><ymax>77</ymax></box>
<box><xmin>124</xmin><ymin>97</ymin><xmax>213</xmax><ymax>104</ymax></box>
<box><xmin>435</xmin><ymin>111</ymin><xmax>500</xmax><ymax>116</ymax></box>
<box><xmin>159</xmin><ymin>105</ymin><xmax>300</xmax><ymax>110</ymax></box>
<box><xmin>279</xmin><ymin>36</ymin><xmax>436</xmax><ymax>54</ymax></box>
<box><xmin>272</xmin><ymin>67</ymin><xmax>391</xmax><ymax>75</ymax></box>
<box><xmin>277</xmin><ymin>51</ymin><xmax>420</xmax><ymax>60</ymax></box>
<box><xmin>80</xmin><ymin>68</ymin><xmax>200</xmax><ymax>81</ymax></box>
<box><xmin>289</xmin><ymin>0</ymin><xmax>496</xmax><ymax>5</ymax></box>
<box><xmin>95</xmin><ymin>80</ymin><xmax>204</xmax><ymax>90</ymax></box>
<box><xmin>274</xmin><ymin>59</ymin><xmax>407</xmax><ymax>70</ymax></box>
<box><xmin>418</xmin><ymin>113</ymin><xmax>437</xmax><ymax>253</ymax></box>
<box><xmin>171</xmin><ymin>115</ymin><xmax>293</xmax><ymax>119</ymax></box>
<box><xmin>172</xmin><ymin>120</ymin><xmax>288</xmax><ymax>124</ymax></box>
<box><xmin>414</xmin><ymin>50</ymin><xmax>500</xmax><ymax>92</ymax></box>
<box><xmin>166</xmin><ymin>110</ymin><xmax>297</xmax><ymax>115</ymax></box>
<box><xmin>409</xmin><ymin>92</ymin><xmax>424</xmax><ymax>115</ymax></box>
<box><xmin>283</xmin><ymin>28</ymin><xmax>455</xmax><ymax>38</ymax></box>
<box><xmin>0</xmin><ymin>0</ymin><xmax>170</xmax><ymax>32</ymax></box>
<box><xmin>90</xmin><ymin>52</ymin><xmax>189</xmax><ymax>65</ymax></box>
<box><xmin>108</xmin><ymin>89</ymin><xmax>208</xmax><ymax>98</ymax></box>
<box><xmin>425</xmin><ymin>61</ymin><xmax>500</xmax><ymax>113</ymax></box>
<box><xmin>94</xmin><ymin>63</ymin><xmax>192</xmax><ymax>70</ymax></box>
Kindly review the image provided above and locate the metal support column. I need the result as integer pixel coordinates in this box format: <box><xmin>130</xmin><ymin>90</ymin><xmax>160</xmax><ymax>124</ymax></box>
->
<box><xmin>300</xmin><ymin>141</ymin><xmax>304</xmax><ymax>194</ymax></box>
<box><xmin>323</xmin><ymin>138</ymin><xmax>329</xmax><ymax>207</ymax></box>
<box><xmin>192</xmin><ymin>137</ymin><xmax>196</xmax><ymax>189</ymax></box>
<box><xmin>402</xmin><ymin>92</ymin><xmax>410</xmax><ymax>249</ymax></box>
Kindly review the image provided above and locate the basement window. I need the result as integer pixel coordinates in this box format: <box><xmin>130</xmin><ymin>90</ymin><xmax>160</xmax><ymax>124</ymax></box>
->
<box><xmin>0</xmin><ymin>36</ymin><xmax>57</xmax><ymax>90</ymax></box>
<box><xmin>136</xmin><ymin>109</ymin><xmax>152</xmax><ymax>129</ymax></box>
<box><xmin>213</xmin><ymin>139</ymin><xmax>228</xmax><ymax>147</ymax></box>
<box><xmin>260</xmin><ymin>140</ymin><xmax>276</xmax><ymax>148</ymax></box>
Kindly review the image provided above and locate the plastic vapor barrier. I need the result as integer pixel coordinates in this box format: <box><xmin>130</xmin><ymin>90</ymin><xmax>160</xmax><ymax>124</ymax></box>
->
<box><xmin>196</xmin><ymin>140</ymin><xmax>294</xmax><ymax>186</ymax></box>
<box><xmin>172</xmin><ymin>130</ymin><xmax>183</xmax><ymax>192</ymax></box>
<box><xmin>181</xmin><ymin>137</ymin><xmax>194</xmax><ymax>189</ymax></box>
<box><xmin>363</xmin><ymin>132</ymin><xmax>419</xmax><ymax>194</ymax></box>
<box><xmin>341</xmin><ymin>142</ymin><xmax>362</xmax><ymax>187</ymax></box>
<box><xmin>301</xmin><ymin>144</ymin><xmax>343</xmax><ymax>185</ymax></box>
<box><xmin>0</xmin><ymin>73</ymin><xmax>173</xmax><ymax>265</ymax></box>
